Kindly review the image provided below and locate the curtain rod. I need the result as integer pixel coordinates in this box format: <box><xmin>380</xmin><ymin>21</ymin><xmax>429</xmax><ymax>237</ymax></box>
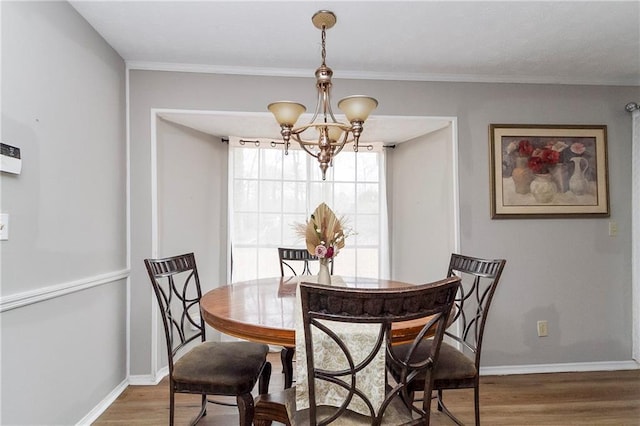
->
<box><xmin>237</xmin><ymin>139</ymin><xmax>376</xmax><ymax>151</ymax></box>
<box><xmin>626</xmin><ymin>102</ymin><xmax>640</xmax><ymax>112</ymax></box>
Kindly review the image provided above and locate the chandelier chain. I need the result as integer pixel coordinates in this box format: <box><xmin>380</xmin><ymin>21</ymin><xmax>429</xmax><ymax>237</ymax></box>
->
<box><xmin>321</xmin><ymin>26</ymin><xmax>327</xmax><ymax>66</ymax></box>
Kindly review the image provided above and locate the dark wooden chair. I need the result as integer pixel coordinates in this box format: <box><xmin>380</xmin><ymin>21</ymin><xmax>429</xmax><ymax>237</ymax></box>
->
<box><xmin>255</xmin><ymin>277</ymin><xmax>460</xmax><ymax>426</ymax></box>
<box><xmin>144</xmin><ymin>252</ymin><xmax>272</xmax><ymax>426</ymax></box>
<box><xmin>388</xmin><ymin>254</ymin><xmax>507</xmax><ymax>425</ymax></box>
<box><xmin>278</xmin><ymin>247</ymin><xmax>334</xmax><ymax>276</ymax></box>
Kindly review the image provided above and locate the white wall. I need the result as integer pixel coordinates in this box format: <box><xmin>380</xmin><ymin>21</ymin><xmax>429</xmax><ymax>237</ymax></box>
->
<box><xmin>387</xmin><ymin>125</ymin><xmax>457</xmax><ymax>283</ymax></box>
<box><xmin>130</xmin><ymin>71</ymin><xmax>638</xmax><ymax>374</ymax></box>
<box><xmin>1</xmin><ymin>2</ymin><xmax>127</xmax><ymax>424</ymax></box>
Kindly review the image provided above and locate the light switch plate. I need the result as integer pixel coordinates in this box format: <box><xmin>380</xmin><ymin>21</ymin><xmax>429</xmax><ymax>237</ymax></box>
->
<box><xmin>0</xmin><ymin>213</ymin><xmax>8</xmax><ymax>240</ymax></box>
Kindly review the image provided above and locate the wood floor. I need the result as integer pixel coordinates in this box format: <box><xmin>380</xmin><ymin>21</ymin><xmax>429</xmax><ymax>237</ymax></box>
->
<box><xmin>94</xmin><ymin>352</ymin><xmax>640</xmax><ymax>425</ymax></box>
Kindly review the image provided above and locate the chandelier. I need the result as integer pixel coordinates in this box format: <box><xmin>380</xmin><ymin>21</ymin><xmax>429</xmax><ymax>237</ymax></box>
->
<box><xmin>268</xmin><ymin>10</ymin><xmax>378</xmax><ymax>180</ymax></box>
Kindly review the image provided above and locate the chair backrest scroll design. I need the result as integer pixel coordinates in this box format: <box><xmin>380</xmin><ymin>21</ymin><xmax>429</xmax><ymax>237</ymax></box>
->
<box><xmin>445</xmin><ymin>254</ymin><xmax>506</xmax><ymax>365</ymax></box>
<box><xmin>144</xmin><ymin>253</ymin><xmax>206</xmax><ymax>367</ymax></box>
<box><xmin>300</xmin><ymin>277</ymin><xmax>460</xmax><ymax>425</ymax></box>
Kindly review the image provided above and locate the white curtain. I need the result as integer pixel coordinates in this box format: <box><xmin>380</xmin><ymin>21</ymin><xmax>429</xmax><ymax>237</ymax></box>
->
<box><xmin>632</xmin><ymin>109</ymin><xmax>640</xmax><ymax>362</ymax></box>
<box><xmin>379</xmin><ymin>152</ymin><xmax>391</xmax><ymax>279</ymax></box>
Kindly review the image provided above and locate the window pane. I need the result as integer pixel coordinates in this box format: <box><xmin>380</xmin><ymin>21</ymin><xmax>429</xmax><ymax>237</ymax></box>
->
<box><xmin>234</xmin><ymin>148</ymin><xmax>259</xmax><ymax>179</ymax></box>
<box><xmin>282</xmin><ymin>181</ymin><xmax>307</xmax><ymax>213</ymax></box>
<box><xmin>333</xmin><ymin>248</ymin><xmax>356</xmax><ymax>276</ymax></box>
<box><xmin>282</xmin><ymin>214</ymin><xmax>307</xmax><ymax>246</ymax></box>
<box><xmin>355</xmin><ymin>214</ymin><xmax>379</xmax><ymax>245</ymax></box>
<box><xmin>233</xmin><ymin>213</ymin><xmax>258</xmax><ymax>244</ymax></box>
<box><xmin>258</xmin><ymin>248</ymin><xmax>281</xmax><ymax>278</ymax></box>
<box><xmin>234</xmin><ymin>179</ymin><xmax>258</xmax><ymax>211</ymax></box>
<box><xmin>356</xmin><ymin>248</ymin><xmax>379</xmax><ymax>278</ymax></box>
<box><xmin>258</xmin><ymin>213</ymin><xmax>282</xmax><ymax>245</ymax></box>
<box><xmin>232</xmin><ymin>247</ymin><xmax>257</xmax><ymax>282</ymax></box>
<box><xmin>309</xmin><ymin>182</ymin><xmax>334</xmax><ymax>208</ymax></box>
<box><xmin>334</xmin><ymin>183</ymin><xmax>356</xmax><ymax>213</ymax></box>
<box><xmin>259</xmin><ymin>181</ymin><xmax>282</xmax><ymax>213</ymax></box>
<box><xmin>283</xmin><ymin>150</ymin><xmax>308</xmax><ymax>180</ymax></box>
<box><xmin>260</xmin><ymin>149</ymin><xmax>283</xmax><ymax>179</ymax></box>
<box><xmin>333</xmin><ymin>151</ymin><xmax>356</xmax><ymax>181</ymax></box>
<box><xmin>357</xmin><ymin>152</ymin><xmax>379</xmax><ymax>182</ymax></box>
<box><xmin>357</xmin><ymin>183</ymin><xmax>379</xmax><ymax>214</ymax></box>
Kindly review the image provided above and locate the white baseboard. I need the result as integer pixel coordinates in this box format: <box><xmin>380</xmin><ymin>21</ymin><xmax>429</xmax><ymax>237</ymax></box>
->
<box><xmin>80</xmin><ymin>367</ymin><xmax>169</xmax><ymax>424</ymax></box>
<box><xmin>129</xmin><ymin>366</ymin><xmax>169</xmax><ymax>386</ymax></box>
<box><xmin>481</xmin><ymin>360</ymin><xmax>640</xmax><ymax>376</ymax></box>
<box><xmin>76</xmin><ymin>378</ymin><xmax>128</xmax><ymax>426</ymax></box>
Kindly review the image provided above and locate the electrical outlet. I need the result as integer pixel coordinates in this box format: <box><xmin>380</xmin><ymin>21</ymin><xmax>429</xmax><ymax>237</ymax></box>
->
<box><xmin>608</xmin><ymin>221</ymin><xmax>618</xmax><ymax>237</ymax></box>
<box><xmin>537</xmin><ymin>320</ymin><xmax>548</xmax><ymax>337</ymax></box>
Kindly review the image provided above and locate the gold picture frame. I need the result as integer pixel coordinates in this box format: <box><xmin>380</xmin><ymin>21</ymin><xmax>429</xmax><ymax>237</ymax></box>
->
<box><xmin>489</xmin><ymin>124</ymin><xmax>609</xmax><ymax>218</ymax></box>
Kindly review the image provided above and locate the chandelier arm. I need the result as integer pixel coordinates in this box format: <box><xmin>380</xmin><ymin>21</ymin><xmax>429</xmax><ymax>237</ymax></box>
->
<box><xmin>291</xmin><ymin>122</ymin><xmax>350</xmax><ymax>138</ymax></box>
<box><xmin>290</xmin><ymin>133</ymin><xmax>321</xmax><ymax>154</ymax></box>
<box><xmin>307</xmin><ymin>85</ymin><xmax>327</xmax><ymax>126</ymax></box>
<box><xmin>298</xmin><ymin>143</ymin><xmax>320</xmax><ymax>159</ymax></box>
<box><xmin>329</xmin><ymin>131</ymin><xmax>350</xmax><ymax>157</ymax></box>
<box><xmin>322</xmin><ymin>87</ymin><xmax>340</xmax><ymax>124</ymax></box>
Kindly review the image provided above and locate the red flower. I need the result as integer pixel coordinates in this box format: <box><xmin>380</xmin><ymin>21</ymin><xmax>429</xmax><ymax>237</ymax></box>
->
<box><xmin>528</xmin><ymin>156</ymin><xmax>544</xmax><ymax>173</ymax></box>
<box><xmin>518</xmin><ymin>140</ymin><xmax>533</xmax><ymax>157</ymax></box>
<box><xmin>528</xmin><ymin>148</ymin><xmax>560</xmax><ymax>173</ymax></box>
<box><xmin>325</xmin><ymin>246</ymin><xmax>334</xmax><ymax>258</ymax></box>
<box><xmin>541</xmin><ymin>148</ymin><xmax>560</xmax><ymax>164</ymax></box>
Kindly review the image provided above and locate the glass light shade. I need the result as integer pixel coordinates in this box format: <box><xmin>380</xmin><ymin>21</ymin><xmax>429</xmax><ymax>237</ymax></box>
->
<box><xmin>327</xmin><ymin>125</ymin><xmax>344</xmax><ymax>142</ymax></box>
<box><xmin>268</xmin><ymin>102</ymin><xmax>306</xmax><ymax>126</ymax></box>
<box><xmin>338</xmin><ymin>96</ymin><xmax>378</xmax><ymax>122</ymax></box>
<box><xmin>311</xmin><ymin>124</ymin><xmax>343</xmax><ymax>142</ymax></box>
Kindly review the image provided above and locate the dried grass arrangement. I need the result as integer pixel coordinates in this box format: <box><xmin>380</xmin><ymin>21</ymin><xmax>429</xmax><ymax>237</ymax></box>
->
<box><xmin>295</xmin><ymin>203</ymin><xmax>350</xmax><ymax>262</ymax></box>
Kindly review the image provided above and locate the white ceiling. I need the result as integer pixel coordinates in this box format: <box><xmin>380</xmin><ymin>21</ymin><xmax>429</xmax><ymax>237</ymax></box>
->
<box><xmin>69</xmin><ymin>1</ymin><xmax>640</xmax><ymax>141</ymax></box>
<box><xmin>156</xmin><ymin>111</ymin><xmax>451</xmax><ymax>144</ymax></box>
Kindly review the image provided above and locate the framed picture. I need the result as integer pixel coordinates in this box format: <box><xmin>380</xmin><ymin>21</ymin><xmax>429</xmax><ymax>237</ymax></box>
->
<box><xmin>489</xmin><ymin>124</ymin><xmax>609</xmax><ymax>218</ymax></box>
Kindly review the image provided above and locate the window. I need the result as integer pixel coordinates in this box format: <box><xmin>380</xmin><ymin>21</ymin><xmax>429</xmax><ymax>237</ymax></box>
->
<box><xmin>228</xmin><ymin>138</ymin><xmax>387</xmax><ymax>282</ymax></box>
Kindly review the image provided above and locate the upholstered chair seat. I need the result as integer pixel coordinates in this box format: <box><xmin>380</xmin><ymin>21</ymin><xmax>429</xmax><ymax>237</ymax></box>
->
<box><xmin>389</xmin><ymin>340</ymin><xmax>477</xmax><ymax>384</ymax></box>
<box><xmin>172</xmin><ymin>341</ymin><xmax>270</xmax><ymax>395</ymax></box>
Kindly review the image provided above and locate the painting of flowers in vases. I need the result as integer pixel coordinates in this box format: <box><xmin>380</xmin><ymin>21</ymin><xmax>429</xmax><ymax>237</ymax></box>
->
<box><xmin>490</xmin><ymin>124</ymin><xmax>609</xmax><ymax>218</ymax></box>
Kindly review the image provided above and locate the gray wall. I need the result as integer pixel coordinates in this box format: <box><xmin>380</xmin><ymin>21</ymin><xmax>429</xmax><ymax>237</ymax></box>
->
<box><xmin>387</xmin><ymin>126</ymin><xmax>457</xmax><ymax>283</ymax></box>
<box><xmin>156</xmin><ymin>118</ymin><xmax>228</xmax><ymax>355</ymax></box>
<box><xmin>1</xmin><ymin>2</ymin><xmax>127</xmax><ymax>424</ymax></box>
<box><xmin>130</xmin><ymin>70</ymin><xmax>637</xmax><ymax>375</ymax></box>
<box><xmin>156</xmin><ymin>119</ymin><xmax>228</xmax><ymax>288</ymax></box>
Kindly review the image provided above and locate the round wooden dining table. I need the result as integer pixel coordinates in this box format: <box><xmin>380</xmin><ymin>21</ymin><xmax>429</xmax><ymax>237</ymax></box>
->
<box><xmin>200</xmin><ymin>275</ymin><xmax>430</xmax><ymax>388</ymax></box>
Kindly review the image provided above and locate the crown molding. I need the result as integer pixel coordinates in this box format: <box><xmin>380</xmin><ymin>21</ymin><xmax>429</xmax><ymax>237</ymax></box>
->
<box><xmin>126</xmin><ymin>61</ymin><xmax>640</xmax><ymax>87</ymax></box>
